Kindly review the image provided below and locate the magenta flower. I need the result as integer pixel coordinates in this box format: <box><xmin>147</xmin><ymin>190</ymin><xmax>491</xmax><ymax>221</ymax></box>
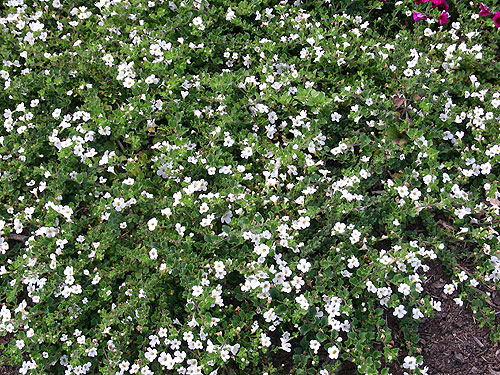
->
<box><xmin>438</xmin><ymin>11</ymin><xmax>449</xmax><ymax>25</ymax></box>
<box><xmin>413</xmin><ymin>12</ymin><xmax>428</xmax><ymax>22</ymax></box>
<box><xmin>415</xmin><ymin>0</ymin><xmax>430</xmax><ymax>3</ymax></box>
<box><xmin>431</xmin><ymin>0</ymin><xmax>449</xmax><ymax>11</ymax></box>
<box><xmin>479</xmin><ymin>2</ymin><xmax>491</xmax><ymax>16</ymax></box>
<box><xmin>493</xmin><ymin>12</ymin><xmax>500</xmax><ymax>28</ymax></box>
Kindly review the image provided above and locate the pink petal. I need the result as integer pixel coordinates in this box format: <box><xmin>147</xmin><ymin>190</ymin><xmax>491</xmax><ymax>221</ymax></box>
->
<box><xmin>493</xmin><ymin>11</ymin><xmax>500</xmax><ymax>28</ymax></box>
<box><xmin>413</xmin><ymin>12</ymin><xmax>428</xmax><ymax>22</ymax></box>
<box><xmin>438</xmin><ymin>11</ymin><xmax>449</xmax><ymax>25</ymax></box>
<box><xmin>479</xmin><ymin>2</ymin><xmax>491</xmax><ymax>17</ymax></box>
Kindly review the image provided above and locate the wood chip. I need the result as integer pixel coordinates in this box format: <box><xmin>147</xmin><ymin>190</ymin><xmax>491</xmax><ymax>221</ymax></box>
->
<box><xmin>474</xmin><ymin>337</ymin><xmax>485</xmax><ymax>348</ymax></box>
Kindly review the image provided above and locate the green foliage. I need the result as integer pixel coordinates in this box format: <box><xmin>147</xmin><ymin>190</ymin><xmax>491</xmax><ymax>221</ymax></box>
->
<box><xmin>0</xmin><ymin>1</ymin><xmax>499</xmax><ymax>375</ymax></box>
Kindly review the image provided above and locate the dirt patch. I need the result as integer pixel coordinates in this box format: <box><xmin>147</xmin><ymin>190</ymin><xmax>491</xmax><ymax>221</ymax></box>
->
<box><xmin>419</xmin><ymin>260</ymin><xmax>500</xmax><ymax>375</ymax></box>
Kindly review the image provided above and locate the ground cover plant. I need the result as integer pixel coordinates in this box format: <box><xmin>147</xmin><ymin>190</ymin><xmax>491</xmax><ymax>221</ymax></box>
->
<box><xmin>0</xmin><ymin>0</ymin><xmax>499</xmax><ymax>374</ymax></box>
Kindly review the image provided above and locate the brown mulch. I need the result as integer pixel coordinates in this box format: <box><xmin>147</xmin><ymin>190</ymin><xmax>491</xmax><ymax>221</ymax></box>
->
<box><xmin>419</xmin><ymin>260</ymin><xmax>500</xmax><ymax>375</ymax></box>
<box><xmin>0</xmin><ymin>334</ymin><xmax>17</xmax><ymax>375</ymax></box>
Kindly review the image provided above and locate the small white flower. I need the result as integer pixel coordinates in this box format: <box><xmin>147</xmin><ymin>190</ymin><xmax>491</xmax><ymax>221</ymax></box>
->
<box><xmin>260</xmin><ymin>333</ymin><xmax>271</xmax><ymax>347</ymax></box>
<box><xmin>328</xmin><ymin>345</ymin><xmax>340</xmax><ymax>359</ymax></box>
<box><xmin>113</xmin><ymin>197</ymin><xmax>125</xmax><ymax>212</ymax></box>
<box><xmin>226</xmin><ymin>7</ymin><xmax>236</xmax><ymax>21</ymax></box>
<box><xmin>333</xmin><ymin>222</ymin><xmax>346</xmax><ymax>234</ymax></box>
<box><xmin>123</xmin><ymin>178</ymin><xmax>135</xmax><ymax>186</ymax></box>
<box><xmin>430</xmin><ymin>298</ymin><xmax>442</xmax><ymax>311</ymax></box>
<box><xmin>309</xmin><ymin>340</ymin><xmax>320</xmax><ymax>354</ymax></box>
<box><xmin>397</xmin><ymin>186</ymin><xmax>409</xmax><ymax>198</ymax></box>
<box><xmin>149</xmin><ymin>248</ymin><xmax>158</xmax><ymax>260</ymax></box>
<box><xmin>409</xmin><ymin>188</ymin><xmax>421</xmax><ymax>201</ymax></box>
<box><xmin>347</xmin><ymin>256</ymin><xmax>359</xmax><ymax>269</ymax></box>
<box><xmin>443</xmin><ymin>284</ymin><xmax>455</xmax><ymax>295</ymax></box>
<box><xmin>398</xmin><ymin>283</ymin><xmax>411</xmax><ymax>296</ymax></box>
<box><xmin>393</xmin><ymin>304</ymin><xmax>407</xmax><ymax>318</ymax></box>
<box><xmin>199</xmin><ymin>202</ymin><xmax>209</xmax><ymax>214</ymax></box>
<box><xmin>297</xmin><ymin>259</ymin><xmax>311</xmax><ymax>273</ymax></box>
<box><xmin>147</xmin><ymin>218</ymin><xmax>158</xmax><ymax>231</ymax></box>
<box><xmin>412</xmin><ymin>308</ymin><xmax>424</xmax><ymax>319</ymax></box>
<box><xmin>241</xmin><ymin>146</ymin><xmax>253</xmax><ymax>159</ymax></box>
<box><xmin>192</xmin><ymin>285</ymin><xmax>203</xmax><ymax>297</ymax></box>
<box><xmin>102</xmin><ymin>54</ymin><xmax>114</xmax><ymax>65</ymax></box>
<box><xmin>16</xmin><ymin>339</ymin><xmax>25</xmax><ymax>350</ymax></box>
<box><xmin>123</xmin><ymin>77</ymin><xmax>135</xmax><ymax>88</ymax></box>
<box><xmin>422</xmin><ymin>175</ymin><xmax>433</xmax><ymax>185</ymax></box>
<box><xmin>221</xmin><ymin>210</ymin><xmax>233</xmax><ymax>224</ymax></box>
<box><xmin>403</xmin><ymin>356</ymin><xmax>417</xmax><ymax>370</ymax></box>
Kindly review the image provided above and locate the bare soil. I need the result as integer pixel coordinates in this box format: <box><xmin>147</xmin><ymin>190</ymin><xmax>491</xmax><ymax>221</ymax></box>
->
<box><xmin>418</xmin><ymin>260</ymin><xmax>500</xmax><ymax>375</ymax></box>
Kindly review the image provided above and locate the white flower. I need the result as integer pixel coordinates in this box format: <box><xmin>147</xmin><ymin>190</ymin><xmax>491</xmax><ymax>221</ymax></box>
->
<box><xmin>260</xmin><ymin>333</ymin><xmax>271</xmax><ymax>347</ymax></box>
<box><xmin>331</xmin><ymin>112</ymin><xmax>342</xmax><ymax>122</ymax></box>
<box><xmin>13</xmin><ymin>219</ymin><xmax>23</xmax><ymax>234</ymax></box>
<box><xmin>221</xmin><ymin>210</ymin><xmax>233</xmax><ymax>224</ymax></box>
<box><xmin>481</xmin><ymin>162</ymin><xmax>491</xmax><ymax>175</ymax></box>
<box><xmin>309</xmin><ymin>340</ymin><xmax>320</xmax><ymax>354</ymax></box>
<box><xmin>147</xmin><ymin>218</ymin><xmax>158</xmax><ymax>231</ymax></box>
<box><xmin>200</xmin><ymin>214</ymin><xmax>215</xmax><ymax>227</ymax></box>
<box><xmin>393</xmin><ymin>304</ymin><xmax>407</xmax><ymax>318</ymax></box>
<box><xmin>192</xmin><ymin>286</ymin><xmax>203</xmax><ymax>297</ymax></box>
<box><xmin>403</xmin><ymin>356</ymin><xmax>417</xmax><ymax>370</ymax></box>
<box><xmin>241</xmin><ymin>146</ymin><xmax>253</xmax><ymax>159</ymax></box>
<box><xmin>398</xmin><ymin>283</ymin><xmax>410</xmax><ymax>296</ymax></box>
<box><xmin>443</xmin><ymin>284</ymin><xmax>455</xmax><ymax>295</ymax></box>
<box><xmin>423</xmin><ymin>174</ymin><xmax>434</xmax><ymax>185</ymax></box>
<box><xmin>297</xmin><ymin>259</ymin><xmax>311</xmax><ymax>273</ymax></box>
<box><xmin>113</xmin><ymin>197</ymin><xmax>125</xmax><ymax>212</ymax></box>
<box><xmin>149</xmin><ymin>248</ymin><xmax>158</xmax><ymax>260</ymax></box>
<box><xmin>123</xmin><ymin>178</ymin><xmax>135</xmax><ymax>185</ymax></box>
<box><xmin>328</xmin><ymin>345</ymin><xmax>340</xmax><ymax>359</ymax></box>
<box><xmin>199</xmin><ymin>202</ymin><xmax>209</xmax><ymax>214</ymax></box>
<box><xmin>268</xmin><ymin>111</ymin><xmax>278</xmax><ymax>124</ymax></box>
<box><xmin>254</xmin><ymin>243</ymin><xmax>270</xmax><ymax>257</ymax></box>
<box><xmin>16</xmin><ymin>339</ymin><xmax>25</xmax><ymax>350</ymax></box>
<box><xmin>91</xmin><ymin>274</ymin><xmax>101</xmax><ymax>285</ymax></box>
<box><xmin>409</xmin><ymin>188</ymin><xmax>421</xmax><ymax>201</ymax></box>
<box><xmin>145</xmin><ymin>347</ymin><xmax>157</xmax><ymax>362</ymax></box>
<box><xmin>412</xmin><ymin>308</ymin><xmax>424</xmax><ymax>319</ymax></box>
<box><xmin>333</xmin><ymin>222</ymin><xmax>346</xmax><ymax>234</ymax></box>
<box><xmin>158</xmin><ymin>352</ymin><xmax>175</xmax><ymax>369</ymax></box>
<box><xmin>226</xmin><ymin>7</ymin><xmax>236</xmax><ymax>21</ymax></box>
<box><xmin>295</xmin><ymin>294</ymin><xmax>309</xmax><ymax>310</ymax></box>
<box><xmin>424</xmin><ymin>28</ymin><xmax>435</xmax><ymax>37</ymax></box>
<box><xmin>397</xmin><ymin>185</ymin><xmax>409</xmax><ymax>198</ymax></box>
<box><xmin>347</xmin><ymin>256</ymin><xmax>359</xmax><ymax>269</ymax></box>
<box><xmin>159</xmin><ymin>208</ymin><xmax>172</xmax><ymax>219</ymax></box>
<box><xmin>123</xmin><ymin>77</ymin><xmax>135</xmax><ymax>88</ymax></box>
<box><xmin>149</xmin><ymin>44</ymin><xmax>163</xmax><ymax>56</ymax></box>
<box><xmin>102</xmin><ymin>54</ymin><xmax>114</xmax><ymax>66</ymax></box>
<box><xmin>192</xmin><ymin>16</ymin><xmax>204</xmax><ymax>30</ymax></box>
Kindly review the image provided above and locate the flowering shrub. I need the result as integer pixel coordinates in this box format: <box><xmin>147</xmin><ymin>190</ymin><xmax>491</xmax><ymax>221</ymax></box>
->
<box><xmin>0</xmin><ymin>1</ymin><xmax>499</xmax><ymax>375</ymax></box>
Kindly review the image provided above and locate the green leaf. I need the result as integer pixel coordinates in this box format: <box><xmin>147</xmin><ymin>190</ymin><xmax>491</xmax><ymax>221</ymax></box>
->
<box><xmin>316</xmin><ymin>331</ymin><xmax>327</xmax><ymax>342</ymax></box>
